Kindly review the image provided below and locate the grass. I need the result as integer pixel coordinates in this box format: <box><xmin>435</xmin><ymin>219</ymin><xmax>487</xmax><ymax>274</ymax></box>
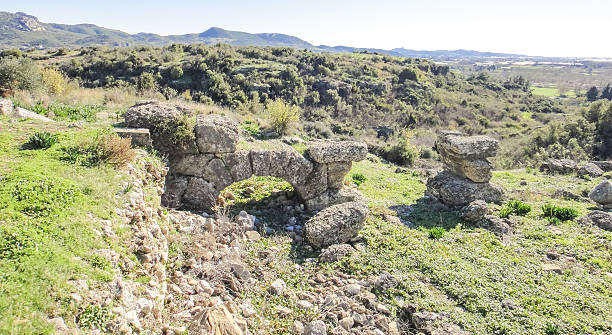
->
<box><xmin>0</xmin><ymin>117</ymin><xmax>147</xmax><ymax>334</ymax></box>
<box><xmin>530</xmin><ymin>86</ymin><xmax>577</xmax><ymax>98</ymax></box>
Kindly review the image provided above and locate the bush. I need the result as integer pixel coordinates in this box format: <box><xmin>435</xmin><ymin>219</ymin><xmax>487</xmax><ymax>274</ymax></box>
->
<box><xmin>240</xmin><ymin>120</ymin><xmax>262</xmax><ymax>138</ymax></box>
<box><xmin>63</xmin><ymin>132</ymin><xmax>134</xmax><ymax>168</ymax></box>
<box><xmin>0</xmin><ymin>57</ymin><xmax>43</xmax><ymax>94</ymax></box>
<box><xmin>25</xmin><ymin>131</ymin><xmax>57</xmax><ymax>149</ymax></box>
<box><xmin>265</xmin><ymin>99</ymin><xmax>300</xmax><ymax>135</ymax></box>
<box><xmin>428</xmin><ymin>227</ymin><xmax>445</xmax><ymax>239</ymax></box>
<box><xmin>541</xmin><ymin>204</ymin><xmax>578</xmax><ymax>222</ymax></box>
<box><xmin>41</xmin><ymin>67</ymin><xmax>68</xmax><ymax>95</ymax></box>
<box><xmin>30</xmin><ymin>103</ymin><xmax>102</xmax><ymax>122</ymax></box>
<box><xmin>384</xmin><ymin>131</ymin><xmax>420</xmax><ymax>166</ymax></box>
<box><xmin>499</xmin><ymin>200</ymin><xmax>531</xmax><ymax>218</ymax></box>
<box><xmin>351</xmin><ymin>173</ymin><xmax>367</xmax><ymax>186</ymax></box>
<box><xmin>78</xmin><ymin>304</ymin><xmax>112</xmax><ymax>330</ymax></box>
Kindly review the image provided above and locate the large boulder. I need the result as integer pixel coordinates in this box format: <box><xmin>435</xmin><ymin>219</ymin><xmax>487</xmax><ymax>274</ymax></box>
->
<box><xmin>124</xmin><ymin>101</ymin><xmax>197</xmax><ymax>155</ymax></box>
<box><xmin>195</xmin><ymin>114</ymin><xmax>239</xmax><ymax>153</ymax></box>
<box><xmin>540</xmin><ymin>158</ymin><xmax>578</xmax><ymax>175</ymax></box>
<box><xmin>306</xmin><ymin>140</ymin><xmax>367</xmax><ymax>164</ymax></box>
<box><xmin>460</xmin><ymin>200</ymin><xmax>490</xmax><ymax>223</ymax></box>
<box><xmin>592</xmin><ymin>161</ymin><xmax>612</xmax><ymax>172</ymax></box>
<box><xmin>589</xmin><ymin>181</ymin><xmax>612</xmax><ymax>209</ymax></box>
<box><xmin>0</xmin><ymin>99</ymin><xmax>13</xmax><ymax>116</ymax></box>
<box><xmin>578</xmin><ymin>163</ymin><xmax>604</xmax><ymax>178</ymax></box>
<box><xmin>436</xmin><ymin>132</ymin><xmax>498</xmax><ymax>182</ymax></box>
<box><xmin>578</xmin><ymin>211</ymin><xmax>612</xmax><ymax>231</ymax></box>
<box><xmin>304</xmin><ymin>201</ymin><xmax>369</xmax><ymax>249</ymax></box>
<box><xmin>10</xmin><ymin>106</ymin><xmax>56</xmax><ymax>122</ymax></box>
<box><xmin>426</xmin><ymin>171</ymin><xmax>504</xmax><ymax>206</ymax></box>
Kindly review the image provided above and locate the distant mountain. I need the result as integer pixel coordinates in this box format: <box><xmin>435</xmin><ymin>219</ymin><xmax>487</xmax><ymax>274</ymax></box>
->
<box><xmin>0</xmin><ymin>11</ymin><xmax>531</xmax><ymax>60</ymax></box>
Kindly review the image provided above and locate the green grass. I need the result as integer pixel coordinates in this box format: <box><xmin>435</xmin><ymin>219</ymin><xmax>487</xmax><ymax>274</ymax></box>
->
<box><xmin>530</xmin><ymin>86</ymin><xmax>577</xmax><ymax>98</ymax></box>
<box><xmin>0</xmin><ymin>117</ymin><xmax>146</xmax><ymax>334</ymax></box>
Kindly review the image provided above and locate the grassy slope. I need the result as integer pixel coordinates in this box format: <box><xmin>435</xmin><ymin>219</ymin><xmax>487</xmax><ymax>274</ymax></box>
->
<box><xmin>0</xmin><ymin>117</ymin><xmax>134</xmax><ymax>334</ymax></box>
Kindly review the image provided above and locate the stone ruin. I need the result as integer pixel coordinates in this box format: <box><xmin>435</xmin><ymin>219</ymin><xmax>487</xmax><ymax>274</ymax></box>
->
<box><xmin>123</xmin><ymin>101</ymin><xmax>370</xmax><ymax>249</ymax></box>
<box><xmin>426</xmin><ymin>131</ymin><xmax>504</xmax><ymax>206</ymax></box>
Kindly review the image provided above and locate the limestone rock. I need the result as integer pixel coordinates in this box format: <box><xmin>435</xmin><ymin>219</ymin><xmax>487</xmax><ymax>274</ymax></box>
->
<box><xmin>578</xmin><ymin>163</ymin><xmax>604</xmax><ymax>178</ymax></box>
<box><xmin>540</xmin><ymin>158</ymin><xmax>578</xmax><ymax>175</ymax></box>
<box><xmin>0</xmin><ymin>99</ymin><xmax>13</xmax><ymax>115</ymax></box>
<box><xmin>319</xmin><ymin>244</ymin><xmax>356</xmax><ymax>263</ymax></box>
<box><xmin>124</xmin><ymin>101</ymin><xmax>198</xmax><ymax>155</ymax></box>
<box><xmin>162</xmin><ymin>175</ymin><xmax>188</xmax><ymax>208</ymax></box>
<box><xmin>221</xmin><ymin>151</ymin><xmax>253</xmax><ymax>181</ymax></box>
<box><xmin>305</xmin><ymin>320</ymin><xmax>327</xmax><ymax>335</ymax></box>
<box><xmin>115</xmin><ymin>128</ymin><xmax>152</xmax><ymax>147</ymax></box>
<box><xmin>306</xmin><ymin>140</ymin><xmax>368</xmax><ymax>164</ymax></box>
<box><xmin>477</xmin><ymin>215</ymin><xmax>512</xmax><ymax>236</ymax></box>
<box><xmin>195</xmin><ymin>114</ymin><xmax>239</xmax><ymax>153</ymax></box>
<box><xmin>589</xmin><ymin>181</ymin><xmax>612</xmax><ymax>209</ymax></box>
<box><xmin>189</xmin><ymin>305</ymin><xmax>245</xmax><ymax>335</ymax></box>
<box><xmin>592</xmin><ymin>161</ymin><xmax>612</xmax><ymax>172</ymax></box>
<box><xmin>182</xmin><ymin>177</ymin><xmax>218</xmax><ymax>209</ymax></box>
<box><xmin>327</xmin><ymin>161</ymin><xmax>352</xmax><ymax>189</ymax></box>
<box><xmin>460</xmin><ymin>200</ymin><xmax>490</xmax><ymax>223</ymax></box>
<box><xmin>578</xmin><ymin>211</ymin><xmax>612</xmax><ymax>231</ymax></box>
<box><xmin>13</xmin><ymin>107</ymin><xmax>56</xmax><ymax>122</ymax></box>
<box><xmin>304</xmin><ymin>201</ymin><xmax>369</xmax><ymax>249</ymax></box>
<box><xmin>436</xmin><ymin>132</ymin><xmax>498</xmax><ymax>182</ymax></box>
<box><xmin>426</xmin><ymin>171</ymin><xmax>504</xmax><ymax>206</ymax></box>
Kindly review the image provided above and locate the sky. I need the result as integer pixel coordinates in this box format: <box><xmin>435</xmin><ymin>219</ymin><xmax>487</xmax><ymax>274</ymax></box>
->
<box><xmin>4</xmin><ymin>0</ymin><xmax>611</xmax><ymax>57</ymax></box>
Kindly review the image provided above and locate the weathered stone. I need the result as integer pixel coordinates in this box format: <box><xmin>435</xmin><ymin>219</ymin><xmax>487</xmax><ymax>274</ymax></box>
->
<box><xmin>540</xmin><ymin>158</ymin><xmax>578</xmax><ymax>175</ymax></box>
<box><xmin>306</xmin><ymin>140</ymin><xmax>368</xmax><ymax>164</ymax></box>
<box><xmin>161</xmin><ymin>175</ymin><xmax>188</xmax><ymax>208</ymax></box>
<box><xmin>589</xmin><ymin>181</ymin><xmax>612</xmax><ymax>209</ymax></box>
<box><xmin>578</xmin><ymin>163</ymin><xmax>604</xmax><ymax>178</ymax></box>
<box><xmin>13</xmin><ymin>107</ymin><xmax>56</xmax><ymax>122</ymax></box>
<box><xmin>124</xmin><ymin>101</ymin><xmax>198</xmax><ymax>155</ymax></box>
<box><xmin>327</xmin><ymin>161</ymin><xmax>352</xmax><ymax>189</ymax></box>
<box><xmin>115</xmin><ymin>128</ymin><xmax>152</xmax><ymax>147</ymax></box>
<box><xmin>195</xmin><ymin>114</ymin><xmax>238</xmax><ymax>153</ymax></box>
<box><xmin>221</xmin><ymin>151</ymin><xmax>253</xmax><ymax>181</ymax></box>
<box><xmin>592</xmin><ymin>161</ymin><xmax>612</xmax><ymax>172</ymax></box>
<box><xmin>0</xmin><ymin>99</ymin><xmax>13</xmax><ymax>116</ymax></box>
<box><xmin>269</xmin><ymin>279</ymin><xmax>286</xmax><ymax>295</ymax></box>
<box><xmin>460</xmin><ymin>200</ymin><xmax>490</xmax><ymax>223</ymax></box>
<box><xmin>477</xmin><ymin>215</ymin><xmax>512</xmax><ymax>236</ymax></box>
<box><xmin>294</xmin><ymin>163</ymin><xmax>328</xmax><ymax>201</ymax></box>
<box><xmin>319</xmin><ymin>244</ymin><xmax>355</xmax><ymax>263</ymax></box>
<box><xmin>578</xmin><ymin>211</ymin><xmax>612</xmax><ymax>231</ymax></box>
<box><xmin>436</xmin><ymin>131</ymin><xmax>499</xmax><ymax>159</ymax></box>
<box><xmin>426</xmin><ymin>171</ymin><xmax>504</xmax><ymax>206</ymax></box>
<box><xmin>305</xmin><ymin>321</ymin><xmax>327</xmax><ymax>335</ymax></box>
<box><xmin>182</xmin><ymin>177</ymin><xmax>218</xmax><ymax>209</ymax></box>
<box><xmin>189</xmin><ymin>305</ymin><xmax>244</xmax><ymax>335</ymax></box>
<box><xmin>304</xmin><ymin>201</ymin><xmax>369</xmax><ymax>249</ymax></box>
<box><xmin>541</xmin><ymin>264</ymin><xmax>562</xmax><ymax>274</ymax></box>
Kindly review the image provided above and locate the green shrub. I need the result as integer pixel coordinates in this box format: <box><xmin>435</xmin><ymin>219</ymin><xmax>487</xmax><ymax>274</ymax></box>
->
<box><xmin>25</xmin><ymin>131</ymin><xmax>57</xmax><ymax>149</ymax></box>
<box><xmin>499</xmin><ymin>200</ymin><xmax>531</xmax><ymax>218</ymax></box>
<box><xmin>428</xmin><ymin>227</ymin><xmax>445</xmax><ymax>239</ymax></box>
<box><xmin>265</xmin><ymin>99</ymin><xmax>300</xmax><ymax>135</ymax></box>
<box><xmin>541</xmin><ymin>204</ymin><xmax>578</xmax><ymax>222</ymax></box>
<box><xmin>0</xmin><ymin>57</ymin><xmax>43</xmax><ymax>94</ymax></box>
<box><xmin>78</xmin><ymin>304</ymin><xmax>112</xmax><ymax>330</ymax></box>
<box><xmin>351</xmin><ymin>173</ymin><xmax>367</xmax><ymax>186</ymax></box>
<box><xmin>30</xmin><ymin>103</ymin><xmax>103</xmax><ymax>122</ymax></box>
<box><xmin>240</xmin><ymin>120</ymin><xmax>262</xmax><ymax>138</ymax></box>
<box><xmin>63</xmin><ymin>132</ymin><xmax>134</xmax><ymax>168</ymax></box>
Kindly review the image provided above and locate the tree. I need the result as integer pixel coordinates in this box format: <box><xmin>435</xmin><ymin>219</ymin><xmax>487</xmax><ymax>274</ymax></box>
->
<box><xmin>586</xmin><ymin>86</ymin><xmax>599</xmax><ymax>101</ymax></box>
<box><xmin>601</xmin><ymin>84</ymin><xmax>612</xmax><ymax>101</ymax></box>
<box><xmin>0</xmin><ymin>57</ymin><xmax>43</xmax><ymax>95</ymax></box>
<box><xmin>136</xmin><ymin>72</ymin><xmax>157</xmax><ymax>92</ymax></box>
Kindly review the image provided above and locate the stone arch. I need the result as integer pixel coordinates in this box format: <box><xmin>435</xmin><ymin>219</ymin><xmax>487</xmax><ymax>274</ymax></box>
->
<box><xmin>123</xmin><ymin>101</ymin><xmax>368</xmax><ymax>212</ymax></box>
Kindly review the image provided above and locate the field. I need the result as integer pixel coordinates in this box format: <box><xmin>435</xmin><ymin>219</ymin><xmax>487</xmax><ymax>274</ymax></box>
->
<box><xmin>530</xmin><ymin>86</ymin><xmax>577</xmax><ymax>98</ymax></box>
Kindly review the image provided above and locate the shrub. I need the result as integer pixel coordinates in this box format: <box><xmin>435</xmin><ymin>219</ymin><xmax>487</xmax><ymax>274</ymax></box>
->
<box><xmin>63</xmin><ymin>132</ymin><xmax>134</xmax><ymax>168</ymax></box>
<box><xmin>25</xmin><ymin>131</ymin><xmax>57</xmax><ymax>149</ymax></box>
<box><xmin>41</xmin><ymin>67</ymin><xmax>68</xmax><ymax>95</ymax></box>
<box><xmin>384</xmin><ymin>131</ymin><xmax>420</xmax><ymax>166</ymax></box>
<box><xmin>240</xmin><ymin>120</ymin><xmax>262</xmax><ymax>138</ymax></box>
<box><xmin>541</xmin><ymin>204</ymin><xmax>579</xmax><ymax>222</ymax></box>
<box><xmin>265</xmin><ymin>99</ymin><xmax>300</xmax><ymax>135</ymax></box>
<box><xmin>428</xmin><ymin>227</ymin><xmax>445</xmax><ymax>239</ymax></box>
<box><xmin>30</xmin><ymin>103</ymin><xmax>102</xmax><ymax>122</ymax></box>
<box><xmin>0</xmin><ymin>57</ymin><xmax>43</xmax><ymax>94</ymax></box>
<box><xmin>499</xmin><ymin>200</ymin><xmax>531</xmax><ymax>218</ymax></box>
<box><xmin>351</xmin><ymin>173</ymin><xmax>367</xmax><ymax>186</ymax></box>
<box><xmin>78</xmin><ymin>304</ymin><xmax>112</xmax><ymax>330</ymax></box>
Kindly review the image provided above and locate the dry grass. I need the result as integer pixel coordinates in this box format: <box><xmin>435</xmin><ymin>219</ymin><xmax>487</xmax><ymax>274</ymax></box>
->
<box><xmin>98</xmin><ymin>134</ymin><xmax>135</xmax><ymax>167</ymax></box>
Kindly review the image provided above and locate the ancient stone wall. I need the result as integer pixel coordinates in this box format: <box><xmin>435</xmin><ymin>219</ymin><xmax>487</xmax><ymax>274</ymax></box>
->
<box><xmin>124</xmin><ymin>101</ymin><xmax>368</xmax><ymax>212</ymax></box>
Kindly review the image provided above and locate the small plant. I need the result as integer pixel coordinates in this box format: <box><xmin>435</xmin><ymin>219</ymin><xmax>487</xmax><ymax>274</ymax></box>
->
<box><xmin>351</xmin><ymin>173</ymin><xmax>367</xmax><ymax>186</ymax></box>
<box><xmin>240</xmin><ymin>120</ymin><xmax>262</xmax><ymax>138</ymax></box>
<box><xmin>63</xmin><ymin>132</ymin><xmax>134</xmax><ymax>168</ymax></box>
<box><xmin>499</xmin><ymin>200</ymin><xmax>531</xmax><ymax>218</ymax></box>
<box><xmin>25</xmin><ymin>131</ymin><xmax>57</xmax><ymax>149</ymax></box>
<box><xmin>265</xmin><ymin>98</ymin><xmax>300</xmax><ymax>135</ymax></box>
<box><xmin>428</xmin><ymin>227</ymin><xmax>445</xmax><ymax>239</ymax></box>
<box><xmin>541</xmin><ymin>203</ymin><xmax>578</xmax><ymax>222</ymax></box>
<box><xmin>544</xmin><ymin>323</ymin><xmax>560</xmax><ymax>335</ymax></box>
<box><xmin>78</xmin><ymin>304</ymin><xmax>112</xmax><ymax>330</ymax></box>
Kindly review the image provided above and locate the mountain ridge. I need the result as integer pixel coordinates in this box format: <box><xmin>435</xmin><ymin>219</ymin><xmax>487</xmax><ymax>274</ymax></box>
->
<box><xmin>0</xmin><ymin>11</ymin><xmax>537</xmax><ymax>59</ymax></box>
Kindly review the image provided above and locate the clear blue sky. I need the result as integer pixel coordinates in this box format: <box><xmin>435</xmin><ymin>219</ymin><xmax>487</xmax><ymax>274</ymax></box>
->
<box><xmin>4</xmin><ymin>0</ymin><xmax>611</xmax><ymax>57</ymax></box>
